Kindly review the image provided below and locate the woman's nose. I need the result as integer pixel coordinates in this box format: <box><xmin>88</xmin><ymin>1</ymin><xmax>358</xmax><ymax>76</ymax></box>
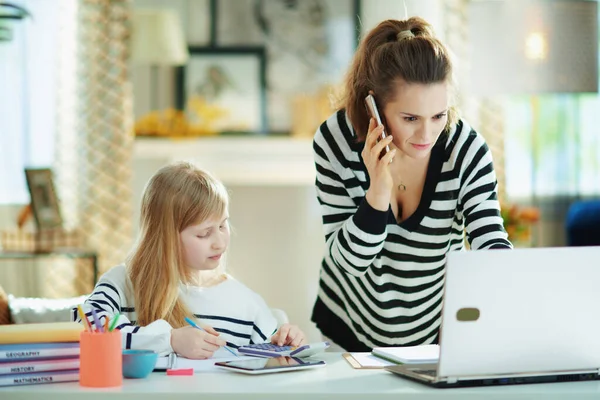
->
<box><xmin>417</xmin><ymin>121</ymin><xmax>433</xmax><ymax>141</ymax></box>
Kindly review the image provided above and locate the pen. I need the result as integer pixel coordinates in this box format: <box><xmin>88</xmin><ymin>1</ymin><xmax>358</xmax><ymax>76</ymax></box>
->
<box><xmin>184</xmin><ymin>317</ymin><xmax>238</xmax><ymax>357</ymax></box>
<box><xmin>91</xmin><ymin>308</ymin><xmax>103</xmax><ymax>333</ymax></box>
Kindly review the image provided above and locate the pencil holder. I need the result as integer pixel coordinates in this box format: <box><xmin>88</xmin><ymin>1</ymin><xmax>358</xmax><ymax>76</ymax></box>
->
<box><xmin>79</xmin><ymin>330</ymin><xmax>123</xmax><ymax>387</ymax></box>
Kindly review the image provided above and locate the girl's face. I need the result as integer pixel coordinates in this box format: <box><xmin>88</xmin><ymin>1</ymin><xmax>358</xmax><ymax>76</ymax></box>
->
<box><xmin>382</xmin><ymin>81</ymin><xmax>449</xmax><ymax>160</ymax></box>
<box><xmin>180</xmin><ymin>213</ymin><xmax>230</xmax><ymax>271</ymax></box>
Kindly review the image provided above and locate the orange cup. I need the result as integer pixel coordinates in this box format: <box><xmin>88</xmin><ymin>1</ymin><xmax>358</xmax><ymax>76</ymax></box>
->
<box><xmin>79</xmin><ymin>330</ymin><xmax>122</xmax><ymax>387</ymax></box>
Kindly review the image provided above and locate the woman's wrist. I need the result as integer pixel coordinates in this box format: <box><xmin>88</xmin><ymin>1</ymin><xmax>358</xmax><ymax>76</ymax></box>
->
<box><xmin>366</xmin><ymin>190</ymin><xmax>390</xmax><ymax>211</ymax></box>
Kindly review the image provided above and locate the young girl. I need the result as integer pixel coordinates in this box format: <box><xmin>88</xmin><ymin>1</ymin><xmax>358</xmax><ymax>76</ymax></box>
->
<box><xmin>73</xmin><ymin>162</ymin><xmax>306</xmax><ymax>359</ymax></box>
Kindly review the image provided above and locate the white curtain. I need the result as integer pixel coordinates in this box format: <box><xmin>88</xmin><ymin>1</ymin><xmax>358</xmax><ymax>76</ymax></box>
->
<box><xmin>0</xmin><ymin>0</ymin><xmax>135</xmax><ymax>297</ymax></box>
<box><xmin>55</xmin><ymin>0</ymin><xmax>134</xmax><ymax>280</ymax></box>
<box><xmin>0</xmin><ymin>0</ymin><xmax>63</xmax><ymax>205</ymax></box>
<box><xmin>0</xmin><ymin>0</ymin><xmax>77</xmax><ymax>298</ymax></box>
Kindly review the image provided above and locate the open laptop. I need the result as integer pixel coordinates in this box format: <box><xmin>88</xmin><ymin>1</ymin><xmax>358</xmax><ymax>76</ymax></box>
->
<box><xmin>386</xmin><ymin>246</ymin><xmax>600</xmax><ymax>388</ymax></box>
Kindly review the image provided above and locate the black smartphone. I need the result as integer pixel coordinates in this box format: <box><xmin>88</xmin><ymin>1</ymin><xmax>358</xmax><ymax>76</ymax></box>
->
<box><xmin>365</xmin><ymin>94</ymin><xmax>390</xmax><ymax>156</ymax></box>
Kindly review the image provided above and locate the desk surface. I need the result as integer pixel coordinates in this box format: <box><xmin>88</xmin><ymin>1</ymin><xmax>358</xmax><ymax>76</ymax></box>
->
<box><xmin>2</xmin><ymin>353</ymin><xmax>600</xmax><ymax>400</ymax></box>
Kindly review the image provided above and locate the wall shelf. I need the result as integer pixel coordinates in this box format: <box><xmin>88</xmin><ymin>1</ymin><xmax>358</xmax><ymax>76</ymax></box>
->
<box><xmin>134</xmin><ymin>136</ymin><xmax>315</xmax><ymax>186</ymax></box>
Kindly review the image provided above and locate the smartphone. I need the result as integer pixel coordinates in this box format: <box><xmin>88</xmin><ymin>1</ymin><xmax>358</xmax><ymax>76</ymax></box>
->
<box><xmin>364</xmin><ymin>94</ymin><xmax>390</xmax><ymax>156</ymax></box>
<box><xmin>215</xmin><ymin>356</ymin><xmax>326</xmax><ymax>375</ymax></box>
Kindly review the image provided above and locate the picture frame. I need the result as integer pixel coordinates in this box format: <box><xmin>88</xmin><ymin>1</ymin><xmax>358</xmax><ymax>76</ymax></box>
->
<box><xmin>213</xmin><ymin>0</ymin><xmax>361</xmax><ymax>132</ymax></box>
<box><xmin>24</xmin><ymin>168</ymin><xmax>63</xmax><ymax>230</ymax></box>
<box><xmin>175</xmin><ymin>46</ymin><xmax>268</xmax><ymax>135</ymax></box>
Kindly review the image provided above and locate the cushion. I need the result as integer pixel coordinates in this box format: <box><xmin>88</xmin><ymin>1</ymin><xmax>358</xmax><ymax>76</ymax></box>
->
<box><xmin>566</xmin><ymin>200</ymin><xmax>600</xmax><ymax>246</ymax></box>
<box><xmin>8</xmin><ymin>294</ymin><xmax>88</xmax><ymax>324</ymax></box>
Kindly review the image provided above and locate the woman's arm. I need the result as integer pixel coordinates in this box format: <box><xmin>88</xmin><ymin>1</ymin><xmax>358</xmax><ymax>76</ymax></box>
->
<box><xmin>314</xmin><ymin>114</ymin><xmax>389</xmax><ymax>277</ymax></box>
<box><xmin>458</xmin><ymin>130</ymin><xmax>512</xmax><ymax>250</ymax></box>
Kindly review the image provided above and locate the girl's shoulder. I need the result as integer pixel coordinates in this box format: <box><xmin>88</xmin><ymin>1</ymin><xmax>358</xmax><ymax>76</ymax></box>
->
<box><xmin>97</xmin><ymin>264</ymin><xmax>128</xmax><ymax>285</ymax></box>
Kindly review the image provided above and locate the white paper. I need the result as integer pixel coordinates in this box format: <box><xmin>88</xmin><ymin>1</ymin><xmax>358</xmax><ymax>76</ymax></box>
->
<box><xmin>349</xmin><ymin>352</ymin><xmax>396</xmax><ymax>368</ymax></box>
<box><xmin>372</xmin><ymin>345</ymin><xmax>440</xmax><ymax>364</ymax></box>
<box><xmin>155</xmin><ymin>348</ymin><xmax>257</xmax><ymax>372</ymax></box>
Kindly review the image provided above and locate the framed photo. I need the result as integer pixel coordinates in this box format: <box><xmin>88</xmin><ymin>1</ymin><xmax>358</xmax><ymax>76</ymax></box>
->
<box><xmin>175</xmin><ymin>46</ymin><xmax>267</xmax><ymax>135</ymax></box>
<box><xmin>214</xmin><ymin>0</ymin><xmax>361</xmax><ymax>132</ymax></box>
<box><xmin>24</xmin><ymin>168</ymin><xmax>63</xmax><ymax>230</ymax></box>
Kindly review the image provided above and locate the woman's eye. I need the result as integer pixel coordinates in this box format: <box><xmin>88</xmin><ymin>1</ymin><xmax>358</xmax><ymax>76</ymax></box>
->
<box><xmin>404</xmin><ymin>116</ymin><xmax>417</xmax><ymax>122</ymax></box>
<box><xmin>433</xmin><ymin>113</ymin><xmax>447</xmax><ymax>120</ymax></box>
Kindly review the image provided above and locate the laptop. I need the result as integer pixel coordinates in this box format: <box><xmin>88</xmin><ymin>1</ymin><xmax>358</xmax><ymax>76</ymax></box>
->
<box><xmin>386</xmin><ymin>246</ymin><xmax>600</xmax><ymax>388</ymax></box>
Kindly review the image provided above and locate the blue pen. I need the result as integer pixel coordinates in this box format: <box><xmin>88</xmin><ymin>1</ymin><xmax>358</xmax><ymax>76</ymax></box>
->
<box><xmin>184</xmin><ymin>317</ymin><xmax>238</xmax><ymax>357</ymax></box>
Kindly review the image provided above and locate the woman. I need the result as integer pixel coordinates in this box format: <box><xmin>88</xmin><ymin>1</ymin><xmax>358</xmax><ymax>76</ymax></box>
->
<box><xmin>311</xmin><ymin>17</ymin><xmax>512</xmax><ymax>351</ymax></box>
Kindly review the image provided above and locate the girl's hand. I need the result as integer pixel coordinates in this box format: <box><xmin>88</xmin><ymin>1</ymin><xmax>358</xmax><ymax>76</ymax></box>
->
<box><xmin>171</xmin><ymin>325</ymin><xmax>226</xmax><ymax>359</ymax></box>
<box><xmin>270</xmin><ymin>323</ymin><xmax>306</xmax><ymax>347</ymax></box>
<box><xmin>362</xmin><ymin>118</ymin><xmax>396</xmax><ymax>211</ymax></box>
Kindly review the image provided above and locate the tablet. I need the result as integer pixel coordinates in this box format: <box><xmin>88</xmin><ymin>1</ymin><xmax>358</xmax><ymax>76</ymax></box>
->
<box><xmin>215</xmin><ymin>356</ymin><xmax>326</xmax><ymax>375</ymax></box>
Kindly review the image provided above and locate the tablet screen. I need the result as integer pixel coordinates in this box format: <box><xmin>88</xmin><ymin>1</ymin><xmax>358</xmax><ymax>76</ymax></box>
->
<box><xmin>216</xmin><ymin>356</ymin><xmax>325</xmax><ymax>372</ymax></box>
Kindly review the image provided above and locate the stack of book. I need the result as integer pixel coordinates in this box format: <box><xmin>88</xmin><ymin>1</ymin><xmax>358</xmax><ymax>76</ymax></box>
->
<box><xmin>0</xmin><ymin>321</ymin><xmax>83</xmax><ymax>386</ymax></box>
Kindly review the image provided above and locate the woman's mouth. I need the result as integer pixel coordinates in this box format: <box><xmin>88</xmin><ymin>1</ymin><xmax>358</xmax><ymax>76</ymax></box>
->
<box><xmin>411</xmin><ymin>143</ymin><xmax>431</xmax><ymax>151</ymax></box>
<box><xmin>209</xmin><ymin>254</ymin><xmax>222</xmax><ymax>261</ymax></box>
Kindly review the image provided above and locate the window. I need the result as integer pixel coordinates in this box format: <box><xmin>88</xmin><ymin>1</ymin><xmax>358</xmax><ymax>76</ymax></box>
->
<box><xmin>0</xmin><ymin>0</ymin><xmax>65</xmax><ymax>204</ymax></box>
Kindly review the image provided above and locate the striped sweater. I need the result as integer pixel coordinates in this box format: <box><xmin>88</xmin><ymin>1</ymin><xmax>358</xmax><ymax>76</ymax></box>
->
<box><xmin>72</xmin><ymin>265</ymin><xmax>278</xmax><ymax>356</ymax></box>
<box><xmin>311</xmin><ymin>110</ymin><xmax>512</xmax><ymax>351</ymax></box>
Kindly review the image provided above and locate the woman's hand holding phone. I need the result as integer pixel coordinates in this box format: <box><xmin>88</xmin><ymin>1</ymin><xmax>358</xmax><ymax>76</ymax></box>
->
<box><xmin>363</xmin><ymin>118</ymin><xmax>396</xmax><ymax>211</ymax></box>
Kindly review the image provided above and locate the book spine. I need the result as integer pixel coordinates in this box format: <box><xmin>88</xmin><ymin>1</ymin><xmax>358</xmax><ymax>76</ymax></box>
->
<box><xmin>0</xmin><ymin>370</ymin><xmax>79</xmax><ymax>387</ymax></box>
<box><xmin>0</xmin><ymin>359</ymin><xmax>80</xmax><ymax>375</ymax></box>
<box><xmin>0</xmin><ymin>347</ymin><xmax>80</xmax><ymax>361</ymax></box>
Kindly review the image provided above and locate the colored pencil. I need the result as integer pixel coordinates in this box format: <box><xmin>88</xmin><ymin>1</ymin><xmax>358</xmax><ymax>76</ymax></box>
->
<box><xmin>76</xmin><ymin>305</ymin><xmax>92</xmax><ymax>332</ymax></box>
<box><xmin>108</xmin><ymin>313</ymin><xmax>121</xmax><ymax>332</ymax></box>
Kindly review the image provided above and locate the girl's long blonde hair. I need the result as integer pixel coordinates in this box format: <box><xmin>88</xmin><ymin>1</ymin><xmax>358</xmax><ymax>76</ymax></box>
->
<box><xmin>127</xmin><ymin>161</ymin><xmax>229</xmax><ymax>328</ymax></box>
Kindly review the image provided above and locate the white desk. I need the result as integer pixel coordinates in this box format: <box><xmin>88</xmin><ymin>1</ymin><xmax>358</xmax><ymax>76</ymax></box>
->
<box><xmin>2</xmin><ymin>353</ymin><xmax>600</xmax><ymax>399</ymax></box>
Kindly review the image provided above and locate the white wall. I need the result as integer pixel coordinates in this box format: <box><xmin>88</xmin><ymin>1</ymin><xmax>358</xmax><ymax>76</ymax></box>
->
<box><xmin>360</xmin><ymin>0</ymin><xmax>444</xmax><ymax>37</ymax></box>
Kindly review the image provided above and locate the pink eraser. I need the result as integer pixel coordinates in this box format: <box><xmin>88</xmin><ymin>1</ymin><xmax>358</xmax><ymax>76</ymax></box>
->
<box><xmin>166</xmin><ymin>368</ymin><xmax>194</xmax><ymax>376</ymax></box>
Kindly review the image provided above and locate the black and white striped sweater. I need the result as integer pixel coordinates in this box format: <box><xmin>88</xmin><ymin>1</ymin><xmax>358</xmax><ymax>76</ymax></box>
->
<box><xmin>73</xmin><ymin>265</ymin><xmax>278</xmax><ymax>356</ymax></box>
<box><xmin>311</xmin><ymin>110</ymin><xmax>512</xmax><ymax>351</ymax></box>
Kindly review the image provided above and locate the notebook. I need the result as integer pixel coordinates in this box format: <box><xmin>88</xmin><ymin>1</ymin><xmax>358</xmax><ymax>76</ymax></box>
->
<box><xmin>0</xmin><ymin>369</ymin><xmax>79</xmax><ymax>387</ymax></box>
<box><xmin>372</xmin><ymin>345</ymin><xmax>439</xmax><ymax>365</ymax></box>
<box><xmin>0</xmin><ymin>357</ymin><xmax>80</xmax><ymax>375</ymax></box>
<box><xmin>343</xmin><ymin>352</ymin><xmax>396</xmax><ymax>369</ymax></box>
<box><xmin>0</xmin><ymin>342</ymin><xmax>80</xmax><ymax>361</ymax></box>
<box><xmin>0</xmin><ymin>322</ymin><xmax>83</xmax><ymax>344</ymax></box>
